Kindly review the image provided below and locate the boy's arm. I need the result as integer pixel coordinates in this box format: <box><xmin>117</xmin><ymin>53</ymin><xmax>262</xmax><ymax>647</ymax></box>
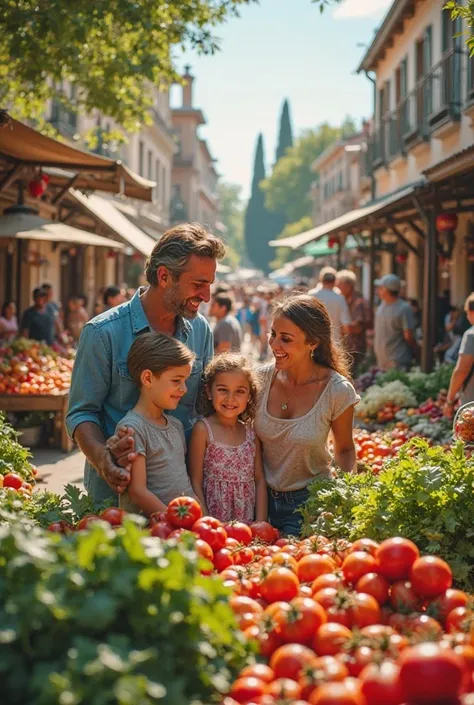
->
<box><xmin>188</xmin><ymin>421</ymin><xmax>209</xmax><ymax>514</ymax></box>
<box><xmin>127</xmin><ymin>454</ymin><xmax>168</xmax><ymax>515</ymax></box>
<box><xmin>254</xmin><ymin>436</ymin><xmax>268</xmax><ymax>521</ymax></box>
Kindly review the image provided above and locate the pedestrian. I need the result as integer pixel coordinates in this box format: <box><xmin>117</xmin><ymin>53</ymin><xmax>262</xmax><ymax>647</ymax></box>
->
<box><xmin>0</xmin><ymin>300</ymin><xmax>18</xmax><ymax>342</ymax></box>
<box><xmin>336</xmin><ymin>270</ymin><xmax>371</xmax><ymax>375</ymax></box>
<box><xmin>254</xmin><ymin>294</ymin><xmax>359</xmax><ymax>536</ymax></box>
<box><xmin>189</xmin><ymin>353</ymin><xmax>267</xmax><ymax>523</ymax></box>
<box><xmin>210</xmin><ymin>292</ymin><xmax>242</xmax><ymax>353</ymax></box>
<box><xmin>308</xmin><ymin>267</ymin><xmax>351</xmax><ymax>342</ymax></box>
<box><xmin>20</xmin><ymin>287</ymin><xmax>56</xmax><ymax>346</ymax></box>
<box><xmin>66</xmin><ymin>222</ymin><xmax>225</xmax><ymax>505</ymax></box>
<box><xmin>65</xmin><ymin>295</ymin><xmax>89</xmax><ymax>341</ymax></box>
<box><xmin>118</xmin><ymin>333</ymin><xmax>197</xmax><ymax>516</ymax></box>
<box><xmin>103</xmin><ymin>285</ymin><xmax>126</xmax><ymax>310</ymax></box>
<box><xmin>373</xmin><ymin>274</ymin><xmax>418</xmax><ymax>372</ymax></box>
<box><xmin>444</xmin><ymin>294</ymin><xmax>474</xmax><ymax>417</ymax></box>
<box><xmin>42</xmin><ymin>282</ymin><xmax>63</xmax><ymax>335</ymax></box>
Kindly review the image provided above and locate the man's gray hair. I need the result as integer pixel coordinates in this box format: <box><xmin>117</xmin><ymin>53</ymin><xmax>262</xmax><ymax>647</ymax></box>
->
<box><xmin>336</xmin><ymin>269</ymin><xmax>357</xmax><ymax>287</ymax></box>
<box><xmin>145</xmin><ymin>222</ymin><xmax>226</xmax><ymax>286</ymax></box>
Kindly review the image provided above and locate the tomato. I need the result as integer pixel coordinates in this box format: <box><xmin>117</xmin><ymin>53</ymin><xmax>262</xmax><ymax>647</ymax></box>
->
<box><xmin>47</xmin><ymin>520</ymin><xmax>72</xmax><ymax>534</ymax></box>
<box><xmin>166</xmin><ymin>496</ymin><xmax>202</xmax><ymax>529</ymax></box>
<box><xmin>297</xmin><ymin>553</ymin><xmax>336</xmax><ymax>583</ymax></box>
<box><xmin>195</xmin><ymin>538</ymin><xmax>213</xmax><ymax>561</ymax></box>
<box><xmin>100</xmin><ymin>507</ymin><xmax>125</xmax><ymax>526</ymax></box>
<box><xmin>3</xmin><ymin>473</ymin><xmax>23</xmax><ymax>490</ymax></box>
<box><xmin>429</xmin><ymin>589</ymin><xmax>469</xmax><ymax>625</ymax></box>
<box><xmin>250</xmin><ymin>521</ymin><xmax>277</xmax><ymax>544</ymax></box>
<box><xmin>224</xmin><ymin>521</ymin><xmax>253</xmax><ymax>545</ymax></box>
<box><xmin>299</xmin><ymin>656</ymin><xmax>349</xmax><ymax>700</ymax></box>
<box><xmin>447</xmin><ymin>606</ymin><xmax>473</xmax><ymax>634</ymax></box>
<box><xmin>399</xmin><ymin>642</ymin><xmax>467</xmax><ymax>704</ymax></box>
<box><xmin>234</xmin><ymin>547</ymin><xmax>255</xmax><ymax>566</ymax></box>
<box><xmin>270</xmin><ymin>643</ymin><xmax>317</xmax><ymax>681</ymax></box>
<box><xmin>271</xmin><ymin>552</ymin><xmax>298</xmax><ymax>572</ymax></box>
<box><xmin>406</xmin><ymin>613</ymin><xmax>443</xmax><ymax>638</ymax></box>
<box><xmin>349</xmin><ymin>538</ymin><xmax>379</xmax><ymax>557</ymax></box>
<box><xmin>77</xmin><ymin>514</ymin><xmax>102</xmax><ymax>530</ymax></box>
<box><xmin>313</xmin><ymin>623</ymin><xmax>352</xmax><ymax>657</ymax></box>
<box><xmin>389</xmin><ymin>580</ymin><xmax>422</xmax><ymax>612</ymax></box>
<box><xmin>359</xmin><ymin>661</ymin><xmax>404</xmax><ymax>705</ymax></box>
<box><xmin>240</xmin><ymin>664</ymin><xmax>275</xmax><ymax>684</ymax></box>
<box><xmin>149</xmin><ymin>511</ymin><xmax>167</xmax><ymax>525</ymax></box>
<box><xmin>265</xmin><ymin>677</ymin><xmax>302</xmax><ymax>700</ymax></box>
<box><xmin>308</xmin><ymin>681</ymin><xmax>366</xmax><ymax>705</ymax></box>
<box><xmin>193</xmin><ymin>519</ymin><xmax>227</xmax><ymax>552</ymax></box>
<box><xmin>410</xmin><ymin>556</ymin><xmax>453</xmax><ymax>598</ymax></box>
<box><xmin>275</xmin><ymin>596</ymin><xmax>327</xmax><ymax>645</ymax></box>
<box><xmin>312</xmin><ymin>573</ymin><xmax>344</xmax><ymax>594</ymax></box>
<box><xmin>150</xmin><ymin>521</ymin><xmax>173</xmax><ymax>539</ymax></box>
<box><xmin>342</xmin><ymin>551</ymin><xmax>378</xmax><ymax>585</ymax></box>
<box><xmin>230</xmin><ymin>596</ymin><xmax>263</xmax><ymax>617</ymax></box>
<box><xmin>375</xmin><ymin>537</ymin><xmax>420</xmax><ymax>581</ymax></box>
<box><xmin>229</xmin><ymin>676</ymin><xmax>266</xmax><ymax>703</ymax></box>
<box><xmin>254</xmin><ymin>625</ymin><xmax>283</xmax><ymax>659</ymax></box>
<box><xmin>260</xmin><ymin>567</ymin><xmax>300</xmax><ymax>604</ymax></box>
<box><xmin>348</xmin><ymin>592</ymin><xmax>381</xmax><ymax>628</ymax></box>
<box><xmin>356</xmin><ymin>573</ymin><xmax>390</xmax><ymax>605</ymax></box>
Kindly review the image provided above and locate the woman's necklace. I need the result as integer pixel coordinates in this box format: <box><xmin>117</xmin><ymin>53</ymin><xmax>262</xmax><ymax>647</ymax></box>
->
<box><xmin>279</xmin><ymin>370</ymin><xmax>328</xmax><ymax>411</ymax></box>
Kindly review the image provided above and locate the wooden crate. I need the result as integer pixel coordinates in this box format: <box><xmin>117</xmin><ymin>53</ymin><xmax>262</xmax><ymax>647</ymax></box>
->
<box><xmin>0</xmin><ymin>391</ymin><xmax>73</xmax><ymax>452</ymax></box>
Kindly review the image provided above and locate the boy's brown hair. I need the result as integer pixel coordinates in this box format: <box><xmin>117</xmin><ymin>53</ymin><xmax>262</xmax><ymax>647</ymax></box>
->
<box><xmin>127</xmin><ymin>332</ymin><xmax>195</xmax><ymax>387</ymax></box>
<box><xmin>198</xmin><ymin>353</ymin><xmax>260</xmax><ymax>423</ymax></box>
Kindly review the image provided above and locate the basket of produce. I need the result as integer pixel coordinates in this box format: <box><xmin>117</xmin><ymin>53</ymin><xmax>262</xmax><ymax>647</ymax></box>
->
<box><xmin>453</xmin><ymin>401</ymin><xmax>474</xmax><ymax>445</ymax></box>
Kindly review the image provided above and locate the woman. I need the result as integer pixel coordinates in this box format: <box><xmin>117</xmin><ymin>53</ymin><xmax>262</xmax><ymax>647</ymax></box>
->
<box><xmin>0</xmin><ymin>301</ymin><xmax>18</xmax><ymax>342</ymax></box>
<box><xmin>444</xmin><ymin>293</ymin><xmax>474</xmax><ymax>417</ymax></box>
<box><xmin>254</xmin><ymin>294</ymin><xmax>360</xmax><ymax>536</ymax></box>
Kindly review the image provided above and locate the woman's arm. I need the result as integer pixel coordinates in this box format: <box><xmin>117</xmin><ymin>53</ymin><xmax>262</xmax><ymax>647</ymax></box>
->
<box><xmin>188</xmin><ymin>421</ymin><xmax>209</xmax><ymax>514</ymax></box>
<box><xmin>331</xmin><ymin>405</ymin><xmax>357</xmax><ymax>474</ymax></box>
<box><xmin>444</xmin><ymin>352</ymin><xmax>474</xmax><ymax>416</ymax></box>
<box><xmin>254</xmin><ymin>436</ymin><xmax>268</xmax><ymax>521</ymax></box>
<box><xmin>127</xmin><ymin>455</ymin><xmax>167</xmax><ymax>515</ymax></box>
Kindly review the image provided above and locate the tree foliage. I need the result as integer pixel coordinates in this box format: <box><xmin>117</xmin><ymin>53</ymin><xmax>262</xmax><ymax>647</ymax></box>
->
<box><xmin>0</xmin><ymin>0</ymin><xmax>255</xmax><ymax>130</ymax></box>
<box><xmin>275</xmin><ymin>99</ymin><xmax>294</xmax><ymax>163</ymax></box>
<box><xmin>445</xmin><ymin>1</ymin><xmax>474</xmax><ymax>54</ymax></box>
<box><xmin>244</xmin><ymin>134</ymin><xmax>274</xmax><ymax>273</ymax></box>
<box><xmin>218</xmin><ymin>182</ymin><xmax>245</xmax><ymax>267</ymax></box>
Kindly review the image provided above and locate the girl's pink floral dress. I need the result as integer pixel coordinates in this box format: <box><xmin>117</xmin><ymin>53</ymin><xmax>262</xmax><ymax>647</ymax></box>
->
<box><xmin>201</xmin><ymin>417</ymin><xmax>256</xmax><ymax>523</ymax></box>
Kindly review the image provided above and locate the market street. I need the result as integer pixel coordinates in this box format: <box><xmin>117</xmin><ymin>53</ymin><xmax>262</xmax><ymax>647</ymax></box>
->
<box><xmin>33</xmin><ymin>447</ymin><xmax>84</xmax><ymax>494</ymax></box>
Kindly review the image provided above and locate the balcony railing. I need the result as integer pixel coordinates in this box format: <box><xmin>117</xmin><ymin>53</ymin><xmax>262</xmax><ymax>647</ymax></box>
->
<box><xmin>425</xmin><ymin>47</ymin><xmax>464</xmax><ymax>129</ymax></box>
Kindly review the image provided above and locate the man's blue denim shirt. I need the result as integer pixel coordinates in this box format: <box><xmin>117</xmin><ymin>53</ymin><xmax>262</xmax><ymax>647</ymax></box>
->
<box><xmin>65</xmin><ymin>288</ymin><xmax>213</xmax><ymax>502</ymax></box>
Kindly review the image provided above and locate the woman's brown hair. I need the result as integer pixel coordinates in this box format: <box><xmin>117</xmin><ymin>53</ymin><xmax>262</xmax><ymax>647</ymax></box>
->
<box><xmin>199</xmin><ymin>353</ymin><xmax>260</xmax><ymax>423</ymax></box>
<box><xmin>270</xmin><ymin>294</ymin><xmax>351</xmax><ymax>379</ymax></box>
<box><xmin>127</xmin><ymin>332</ymin><xmax>195</xmax><ymax>387</ymax></box>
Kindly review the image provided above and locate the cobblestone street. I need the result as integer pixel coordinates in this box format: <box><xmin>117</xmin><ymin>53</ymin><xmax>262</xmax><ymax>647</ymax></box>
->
<box><xmin>33</xmin><ymin>447</ymin><xmax>84</xmax><ymax>494</ymax></box>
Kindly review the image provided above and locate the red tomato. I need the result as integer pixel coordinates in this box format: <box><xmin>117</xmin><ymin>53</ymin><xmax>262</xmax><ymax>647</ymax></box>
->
<box><xmin>313</xmin><ymin>623</ymin><xmax>352</xmax><ymax>657</ymax></box>
<box><xmin>214</xmin><ymin>548</ymin><xmax>234</xmax><ymax>572</ymax></box>
<box><xmin>195</xmin><ymin>538</ymin><xmax>213</xmax><ymax>561</ymax></box>
<box><xmin>193</xmin><ymin>519</ymin><xmax>227</xmax><ymax>552</ymax></box>
<box><xmin>406</xmin><ymin>614</ymin><xmax>443</xmax><ymax>638</ymax></box>
<box><xmin>297</xmin><ymin>553</ymin><xmax>336</xmax><ymax>583</ymax></box>
<box><xmin>275</xmin><ymin>597</ymin><xmax>327</xmax><ymax>644</ymax></box>
<box><xmin>3</xmin><ymin>473</ymin><xmax>23</xmax><ymax>490</ymax></box>
<box><xmin>270</xmin><ymin>643</ymin><xmax>317</xmax><ymax>681</ymax></box>
<box><xmin>342</xmin><ymin>551</ymin><xmax>378</xmax><ymax>585</ymax></box>
<box><xmin>399</xmin><ymin>642</ymin><xmax>467</xmax><ymax>704</ymax></box>
<box><xmin>308</xmin><ymin>680</ymin><xmax>366</xmax><ymax>705</ymax></box>
<box><xmin>375</xmin><ymin>537</ymin><xmax>420</xmax><ymax>581</ymax></box>
<box><xmin>389</xmin><ymin>580</ymin><xmax>422</xmax><ymax>612</ymax></box>
<box><xmin>447</xmin><ymin>606</ymin><xmax>473</xmax><ymax>634</ymax></box>
<box><xmin>168</xmin><ymin>528</ymin><xmax>191</xmax><ymax>540</ymax></box>
<box><xmin>166</xmin><ymin>496</ymin><xmax>202</xmax><ymax>529</ymax></box>
<box><xmin>429</xmin><ymin>589</ymin><xmax>469</xmax><ymax>625</ymax></box>
<box><xmin>260</xmin><ymin>567</ymin><xmax>300</xmax><ymax>604</ymax></box>
<box><xmin>149</xmin><ymin>511</ymin><xmax>167</xmax><ymax>525</ymax></box>
<box><xmin>77</xmin><ymin>514</ymin><xmax>101</xmax><ymax>530</ymax></box>
<box><xmin>349</xmin><ymin>538</ymin><xmax>379</xmax><ymax>557</ymax></box>
<box><xmin>230</xmin><ymin>596</ymin><xmax>263</xmax><ymax>617</ymax></box>
<box><xmin>240</xmin><ymin>664</ymin><xmax>275</xmax><ymax>684</ymax></box>
<box><xmin>149</xmin><ymin>521</ymin><xmax>173</xmax><ymax>539</ymax></box>
<box><xmin>250</xmin><ymin>521</ymin><xmax>277</xmax><ymax>544</ymax></box>
<box><xmin>229</xmin><ymin>676</ymin><xmax>266</xmax><ymax>703</ymax></box>
<box><xmin>359</xmin><ymin>661</ymin><xmax>404</xmax><ymax>705</ymax></box>
<box><xmin>348</xmin><ymin>592</ymin><xmax>381</xmax><ymax>628</ymax></box>
<box><xmin>265</xmin><ymin>677</ymin><xmax>302</xmax><ymax>700</ymax></box>
<box><xmin>100</xmin><ymin>507</ymin><xmax>125</xmax><ymax>526</ymax></box>
<box><xmin>224</xmin><ymin>521</ymin><xmax>253</xmax><ymax>545</ymax></box>
<box><xmin>312</xmin><ymin>573</ymin><xmax>345</xmax><ymax>594</ymax></box>
<box><xmin>410</xmin><ymin>556</ymin><xmax>453</xmax><ymax>598</ymax></box>
<box><xmin>356</xmin><ymin>573</ymin><xmax>390</xmax><ymax>605</ymax></box>
<box><xmin>47</xmin><ymin>520</ymin><xmax>72</xmax><ymax>534</ymax></box>
<box><xmin>299</xmin><ymin>656</ymin><xmax>349</xmax><ymax>700</ymax></box>
<box><xmin>234</xmin><ymin>547</ymin><xmax>255</xmax><ymax>566</ymax></box>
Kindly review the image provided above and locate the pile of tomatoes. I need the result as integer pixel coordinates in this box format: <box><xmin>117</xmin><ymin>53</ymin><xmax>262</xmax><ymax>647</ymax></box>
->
<box><xmin>0</xmin><ymin>339</ymin><xmax>73</xmax><ymax>395</ymax></box>
<box><xmin>353</xmin><ymin>428</ymin><xmax>409</xmax><ymax>473</ymax></box>
<box><xmin>0</xmin><ymin>471</ymin><xmax>35</xmax><ymax>496</ymax></box>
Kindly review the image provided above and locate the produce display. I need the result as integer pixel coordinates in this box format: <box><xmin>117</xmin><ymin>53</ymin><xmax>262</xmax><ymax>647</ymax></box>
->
<box><xmin>0</xmin><ymin>412</ymin><xmax>36</xmax><ymax>488</ymax></box>
<box><xmin>455</xmin><ymin>403</ymin><xmax>474</xmax><ymax>445</ymax></box>
<box><xmin>0</xmin><ymin>337</ymin><xmax>74</xmax><ymax>395</ymax></box>
<box><xmin>356</xmin><ymin>381</ymin><xmax>417</xmax><ymax>420</ymax></box>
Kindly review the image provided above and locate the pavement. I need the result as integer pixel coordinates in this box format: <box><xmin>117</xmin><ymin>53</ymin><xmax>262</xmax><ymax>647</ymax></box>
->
<box><xmin>32</xmin><ymin>447</ymin><xmax>85</xmax><ymax>494</ymax></box>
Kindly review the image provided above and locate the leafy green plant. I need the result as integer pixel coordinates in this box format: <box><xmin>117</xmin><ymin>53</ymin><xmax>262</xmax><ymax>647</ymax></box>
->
<box><xmin>0</xmin><ymin>412</ymin><xmax>36</xmax><ymax>481</ymax></box>
<box><xmin>376</xmin><ymin>365</ymin><xmax>454</xmax><ymax>404</ymax></box>
<box><xmin>0</xmin><ymin>517</ymin><xmax>251</xmax><ymax>705</ymax></box>
<box><xmin>301</xmin><ymin>440</ymin><xmax>474</xmax><ymax>590</ymax></box>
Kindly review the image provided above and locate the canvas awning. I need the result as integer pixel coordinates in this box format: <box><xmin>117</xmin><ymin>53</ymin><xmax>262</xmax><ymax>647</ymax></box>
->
<box><xmin>69</xmin><ymin>190</ymin><xmax>157</xmax><ymax>256</ymax></box>
<box><xmin>0</xmin><ymin>212</ymin><xmax>123</xmax><ymax>249</ymax></box>
<box><xmin>270</xmin><ymin>255</ymin><xmax>315</xmax><ymax>280</ymax></box>
<box><xmin>304</xmin><ymin>234</ymin><xmax>360</xmax><ymax>258</ymax></box>
<box><xmin>0</xmin><ymin>114</ymin><xmax>155</xmax><ymax>201</ymax></box>
<box><xmin>270</xmin><ymin>184</ymin><xmax>421</xmax><ymax>250</ymax></box>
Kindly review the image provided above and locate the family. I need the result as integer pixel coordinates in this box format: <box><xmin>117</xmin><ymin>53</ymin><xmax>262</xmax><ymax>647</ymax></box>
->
<box><xmin>66</xmin><ymin>223</ymin><xmax>359</xmax><ymax>535</ymax></box>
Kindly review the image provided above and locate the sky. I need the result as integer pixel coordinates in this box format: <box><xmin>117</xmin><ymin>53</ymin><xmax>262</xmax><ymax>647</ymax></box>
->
<box><xmin>170</xmin><ymin>0</ymin><xmax>393</xmax><ymax>199</ymax></box>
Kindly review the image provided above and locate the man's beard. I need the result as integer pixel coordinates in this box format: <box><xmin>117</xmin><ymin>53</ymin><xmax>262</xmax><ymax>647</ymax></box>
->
<box><xmin>163</xmin><ymin>281</ymin><xmax>198</xmax><ymax>319</ymax></box>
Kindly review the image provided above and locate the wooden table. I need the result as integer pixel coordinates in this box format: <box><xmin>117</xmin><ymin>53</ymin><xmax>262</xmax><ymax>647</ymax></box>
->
<box><xmin>0</xmin><ymin>391</ymin><xmax>73</xmax><ymax>452</ymax></box>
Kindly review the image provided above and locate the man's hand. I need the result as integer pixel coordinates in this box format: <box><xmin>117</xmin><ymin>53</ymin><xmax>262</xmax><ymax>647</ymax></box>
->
<box><xmin>106</xmin><ymin>426</ymin><xmax>137</xmax><ymax>468</ymax></box>
<box><xmin>98</xmin><ymin>446</ymin><xmax>131</xmax><ymax>494</ymax></box>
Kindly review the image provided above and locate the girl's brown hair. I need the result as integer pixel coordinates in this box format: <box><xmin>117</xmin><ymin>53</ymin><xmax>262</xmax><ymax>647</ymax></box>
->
<box><xmin>127</xmin><ymin>332</ymin><xmax>195</xmax><ymax>387</ymax></box>
<box><xmin>270</xmin><ymin>294</ymin><xmax>351</xmax><ymax>379</ymax></box>
<box><xmin>199</xmin><ymin>353</ymin><xmax>260</xmax><ymax>423</ymax></box>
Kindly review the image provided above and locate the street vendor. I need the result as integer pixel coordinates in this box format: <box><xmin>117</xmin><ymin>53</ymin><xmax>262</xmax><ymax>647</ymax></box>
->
<box><xmin>66</xmin><ymin>223</ymin><xmax>226</xmax><ymax>504</ymax></box>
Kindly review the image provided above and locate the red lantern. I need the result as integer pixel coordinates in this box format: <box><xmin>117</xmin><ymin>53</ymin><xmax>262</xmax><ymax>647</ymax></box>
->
<box><xmin>396</xmin><ymin>252</ymin><xmax>408</xmax><ymax>264</ymax></box>
<box><xmin>436</xmin><ymin>213</ymin><xmax>458</xmax><ymax>232</ymax></box>
<box><xmin>28</xmin><ymin>178</ymin><xmax>47</xmax><ymax>198</ymax></box>
<box><xmin>107</xmin><ymin>249</ymin><xmax>117</xmax><ymax>259</ymax></box>
<box><xmin>328</xmin><ymin>236</ymin><xmax>339</xmax><ymax>249</ymax></box>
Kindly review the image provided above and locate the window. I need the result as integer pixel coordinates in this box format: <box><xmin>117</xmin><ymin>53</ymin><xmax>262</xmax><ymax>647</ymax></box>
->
<box><xmin>396</xmin><ymin>57</ymin><xmax>408</xmax><ymax>135</ymax></box>
<box><xmin>138</xmin><ymin>141</ymin><xmax>144</xmax><ymax>176</ymax></box>
<box><xmin>154</xmin><ymin>159</ymin><xmax>160</xmax><ymax>204</ymax></box>
<box><xmin>162</xmin><ymin>165</ymin><xmax>167</xmax><ymax>207</ymax></box>
<box><xmin>147</xmin><ymin>150</ymin><xmax>153</xmax><ymax>180</ymax></box>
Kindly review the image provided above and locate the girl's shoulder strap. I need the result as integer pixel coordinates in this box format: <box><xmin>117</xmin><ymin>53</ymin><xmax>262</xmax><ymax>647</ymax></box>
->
<box><xmin>200</xmin><ymin>416</ymin><xmax>215</xmax><ymax>443</ymax></box>
<box><xmin>245</xmin><ymin>423</ymin><xmax>256</xmax><ymax>443</ymax></box>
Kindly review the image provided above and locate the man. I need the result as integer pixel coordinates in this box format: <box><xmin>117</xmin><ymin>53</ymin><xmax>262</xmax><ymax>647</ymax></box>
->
<box><xmin>20</xmin><ymin>287</ymin><xmax>56</xmax><ymax>346</ymax></box>
<box><xmin>103</xmin><ymin>285</ymin><xmax>127</xmax><ymax>310</ymax></box>
<box><xmin>336</xmin><ymin>269</ymin><xmax>371</xmax><ymax>374</ymax></box>
<box><xmin>66</xmin><ymin>223</ymin><xmax>226</xmax><ymax>504</ymax></box>
<box><xmin>373</xmin><ymin>273</ymin><xmax>417</xmax><ymax>371</ymax></box>
<box><xmin>210</xmin><ymin>292</ymin><xmax>242</xmax><ymax>353</ymax></box>
<box><xmin>42</xmin><ymin>282</ymin><xmax>63</xmax><ymax>335</ymax></box>
<box><xmin>444</xmin><ymin>293</ymin><xmax>474</xmax><ymax>417</ymax></box>
<box><xmin>309</xmin><ymin>266</ymin><xmax>351</xmax><ymax>341</ymax></box>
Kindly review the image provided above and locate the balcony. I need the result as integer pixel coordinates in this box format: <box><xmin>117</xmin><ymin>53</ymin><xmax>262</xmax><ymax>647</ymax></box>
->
<box><xmin>426</xmin><ymin>48</ymin><xmax>464</xmax><ymax>135</ymax></box>
<box><xmin>49</xmin><ymin>101</ymin><xmax>77</xmax><ymax>139</ymax></box>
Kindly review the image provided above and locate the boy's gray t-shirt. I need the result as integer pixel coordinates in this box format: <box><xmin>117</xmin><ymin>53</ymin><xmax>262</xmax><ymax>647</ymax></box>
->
<box><xmin>214</xmin><ymin>314</ymin><xmax>242</xmax><ymax>352</ymax></box>
<box><xmin>459</xmin><ymin>326</ymin><xmax>474</xmax><ymax>405</ymax></box>
<box><xmin>117</xmin><ymin>410</ymin><xmax>194</xmax><ymax>513</ymax></box>
<box><xmin>374</xmin><ymin>299</ymin><xmax>415</xmax><ymax>370</ymax></box>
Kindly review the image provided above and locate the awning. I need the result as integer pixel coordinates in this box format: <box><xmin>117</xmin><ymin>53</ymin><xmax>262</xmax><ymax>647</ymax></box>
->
<box><xmin>270</xmin><ymin>184</ymin><xmax>421</xmax><ymax>251</ymax></box>
<box><xmin>69</xmin><ymin>190</ymin><xmax>157</xmax><ymax>256</ymax></box>
<box><xmin>270</xmin><ymin>255</ymin><xmax>315</xmax><ymax>280</ymax></box>
<box><xmin>0</xmin><ymin>212</ymin><xmax>123</xmax><ymax>249</ymax></box>
<box><xmin>0</xmin><ymin>115</ymin><xmax>155</xmax><ymax>201</ymax></box>
<box><xmin>304</xmin><ymin>234</ymin><xmax>360</xmax><ymax>258</ymax></box>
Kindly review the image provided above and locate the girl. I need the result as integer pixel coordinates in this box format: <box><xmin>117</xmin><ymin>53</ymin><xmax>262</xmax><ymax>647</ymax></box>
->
<box><xmin>117</xmin><ymin>332</ymin><xmax>196</xmax><ymax>516</ymax></box>
<box><xmin>189</xmin><ymin>354</ymin><xmax>267</xmax><ymax>523</ymax></box>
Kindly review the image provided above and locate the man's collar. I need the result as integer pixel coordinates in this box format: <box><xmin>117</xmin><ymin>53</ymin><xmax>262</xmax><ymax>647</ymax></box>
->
<box><xmin>130</xmin><ymin>286</ymin><xmax>192</xmax><ymax>340</ymax></box>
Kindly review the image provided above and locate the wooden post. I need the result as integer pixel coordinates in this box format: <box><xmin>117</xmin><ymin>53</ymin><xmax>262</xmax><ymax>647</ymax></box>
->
<box><xmin>370</xmin><ymin>231</ymin><xmax>376</xmax><ymax>313</ymax></box>
<box><xmin>421</xmin><ymin>206</ymin><xmax>438</xmax><ymax>372</ymax></box>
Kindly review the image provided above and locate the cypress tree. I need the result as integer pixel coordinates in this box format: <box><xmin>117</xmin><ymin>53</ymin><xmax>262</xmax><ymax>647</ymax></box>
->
<box><xmin>244</xmin><ymin>133</ymin><xmax>274</xmax><ymax>273</ymax></box>
<box><xmin>275</xmin><ymin>99</ymin><xmax>293</xmax><ymax>162</ymax></box>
